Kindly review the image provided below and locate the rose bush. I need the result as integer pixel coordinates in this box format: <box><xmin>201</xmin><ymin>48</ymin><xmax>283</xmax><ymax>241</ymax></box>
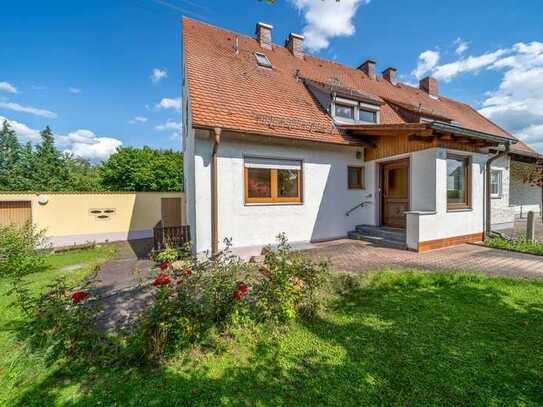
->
<box><xmin>133</xmin><ymin>234</ymin><xmax>328</xmax><ymax>363</ymax></box>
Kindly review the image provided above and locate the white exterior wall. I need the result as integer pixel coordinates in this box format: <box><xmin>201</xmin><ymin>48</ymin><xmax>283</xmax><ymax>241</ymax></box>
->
<box><xmin>191</xmin><ymin>132</ymin><xmax>372</xmax><ymax>253</ymax></box>
<box><xmin>490</xmin><ymin>155</ymin><xmax>515</xmax><ymax>229</ymax></box>
<box><xmin>406</xmin><ymin>148</ymin><xmax>486</xmax><ymax>249</ymax></box>
<box><xmin>509</xmin><ymin>160</ymin><xmax>542</xmax><ymax>217</ymax></box>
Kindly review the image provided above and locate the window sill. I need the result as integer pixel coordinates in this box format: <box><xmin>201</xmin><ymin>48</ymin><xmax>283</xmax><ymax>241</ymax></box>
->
<box><xmin>244</xmin><ymin>202</ymin><xmax>304</xmax><ymax>207</ymax></box>
<box><xmin>447</xmin><ymin>207</ymin><xmax>472</xmax><ymax>213</ymax></box>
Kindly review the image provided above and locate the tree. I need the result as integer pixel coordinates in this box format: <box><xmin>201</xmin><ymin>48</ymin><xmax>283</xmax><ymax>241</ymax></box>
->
<box><xmin>99</xmin><ymin>147</ymin><xmax>183</xmax><ymax>192</ymax></box>
<box><xmin>29</xmin><ymin>126</ymin><xmax>71</xmax><ymax>191</ymax></box>
<box><xmin>0</xmin><ymin>120</ymin><xmax>22</xmax><ymax>189</ymax></box>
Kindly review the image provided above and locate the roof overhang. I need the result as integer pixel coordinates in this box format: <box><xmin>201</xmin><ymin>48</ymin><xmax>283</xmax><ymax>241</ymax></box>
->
<box><xmin>339</xmin><ymin>121</ymin><xmax>515</xmax><ymax>145</ymax></box>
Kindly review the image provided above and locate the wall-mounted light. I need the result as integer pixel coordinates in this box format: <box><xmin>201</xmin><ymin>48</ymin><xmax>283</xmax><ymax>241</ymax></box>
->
<box><xmin>356</xmin><ymin>150</ymin><xmax>362</xmax><ymax>160</ymax></box>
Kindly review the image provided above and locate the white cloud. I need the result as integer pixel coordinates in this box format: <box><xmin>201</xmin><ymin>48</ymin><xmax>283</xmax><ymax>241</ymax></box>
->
<box><xmin>412</xmin><ymin>50</ymin><xmax>440</xmax><ymax>79</ymax></box>
<box><xmin>0</xmin><ymin>115</ymin><xmax>40</xmax><ymax>142</ymax></box>
<box><xmin>155</xmin><ymin>97</ymin><xmax>181</xmax><ymax>111</ymax></box>
<box><xmin>476</xmin><ymin>41</ymin><xmax>543</xmax><ymax>153</ymax></box>
<box><xmin>155</xmin><ymin>119</ymin><xmax>181</xmax><ymax>131</ymax></box>
<box><xmin>129</xmin><ymin>116</ymin><xmax>148</xmax><ymax>124</ymax></box>
<box><xmin>0</xmin><ymin>101</ymin><xmax>58</xmax><ymax>118</ymax></box>
<box><xmin>0</xmin><ymin>81</ymin><xmax>17</xmax><ymax>94</ymax></box>
<box><xmin>454</xmin><ymin>38</ymin><xmax>469</xmax><ymax>55</ymax></box>
<box><xmin>150</xmin><ymin>68</ymin><xmax>168</xmax><ymax>83</ymax></box>
<box><xmin>68</xmin><ymin>87</ymin><xmax>81</xmax><ymax>94</ymax></box>
<box><xmin>290</xmin><ymin>0</ymin><xmax>369</xmax><ymax>52</ymax></box>
<box><xmin>60</xmin><ymin>129</ymin><xmax>122</xmax><ymax>162</ymax></box>
<box><xmin>432</xmin><ymin>48</ymin><xmax>508</xmax><ymax>82</ymax></box>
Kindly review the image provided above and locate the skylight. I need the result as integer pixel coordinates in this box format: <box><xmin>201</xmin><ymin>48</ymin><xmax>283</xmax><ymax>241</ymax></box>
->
<box><xmin>255</xmin><ymin>52</ymin><xmax>272</xmax><ymax>68</ymax></box>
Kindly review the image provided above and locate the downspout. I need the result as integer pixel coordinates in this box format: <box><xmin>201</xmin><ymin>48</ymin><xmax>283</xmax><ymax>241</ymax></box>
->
<box><xmin>485</xmin><ymin>142</ymin><xmax>511</xmax><ymax>237</ymax></box>
<box><xmin>211</xmin><ymin>128</ymin><xmax>221</xmax><ymax>255</ymax></box>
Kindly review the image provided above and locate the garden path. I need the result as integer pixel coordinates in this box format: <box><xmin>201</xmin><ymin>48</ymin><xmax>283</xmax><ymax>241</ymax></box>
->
<box><xmin>92</xmin><ymin>239</ymin><xmax>155</xmax><ymax>331</ymax></box>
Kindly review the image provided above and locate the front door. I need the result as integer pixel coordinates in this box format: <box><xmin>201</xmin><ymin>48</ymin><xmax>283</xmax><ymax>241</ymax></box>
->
<box><xmin>381</xmin><ymin>159</ymin><xmax>409</xmax><ymax>228</ymax></box>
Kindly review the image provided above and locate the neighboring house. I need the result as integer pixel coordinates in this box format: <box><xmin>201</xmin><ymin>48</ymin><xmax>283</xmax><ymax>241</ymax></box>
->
<box><xmin>181</xmin><ymin>18</ymin><xmax>542</xmax><ymax>255</ymax></box>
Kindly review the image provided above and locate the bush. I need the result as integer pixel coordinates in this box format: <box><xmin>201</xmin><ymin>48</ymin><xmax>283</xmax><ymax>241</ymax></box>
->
<box><xmin>22</xmin><ymin>278</ymin><xmax>111</xmax><ymax>365</ymax></box>
<box><xmin>0</xmin><ymin>223</ymin><xmax>47</xmax><ymax>280</ymax></box>
<box><xmin>255</xmin><ymin>233</ymin><xmax>328</xmax><ymax>321</ymax></box>
<box><xmin>133</xmin><ymin>234</ymin><xmax>328</xmax><ymax>363</ymax></box>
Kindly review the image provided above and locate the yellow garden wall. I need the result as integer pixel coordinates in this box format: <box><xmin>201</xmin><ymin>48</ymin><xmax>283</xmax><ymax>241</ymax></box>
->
<box><xmin>0</xmin><ymin>192</ymin><xmax>186</xmax><ymax>247</ymax></box>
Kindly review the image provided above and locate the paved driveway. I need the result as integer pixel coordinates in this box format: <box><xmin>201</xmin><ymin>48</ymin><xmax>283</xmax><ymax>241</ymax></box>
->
<box><xmin>308</xmin><ymin>239</ymin><xmax>543</xmax><ymax>280</ymax></box>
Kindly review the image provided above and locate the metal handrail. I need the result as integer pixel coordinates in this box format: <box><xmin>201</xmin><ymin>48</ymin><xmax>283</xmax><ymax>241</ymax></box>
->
<box><xmin>345</xmin><ymin>201</ymin><xmax>372</xmax><ymax>217</ymax></box>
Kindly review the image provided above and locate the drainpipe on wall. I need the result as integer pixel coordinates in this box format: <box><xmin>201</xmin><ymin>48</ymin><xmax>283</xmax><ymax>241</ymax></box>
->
<box><xmin>485</xmin><ymin>143</ymin><xmax>511</xmax><ymax>237</ymax></box>
<box><xmin>211</xmin><ymin>128</ymin><xmax>221</xmax><ymax>256</ymax></box>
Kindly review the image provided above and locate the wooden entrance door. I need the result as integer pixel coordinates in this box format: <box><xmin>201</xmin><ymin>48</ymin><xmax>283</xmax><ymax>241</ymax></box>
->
<box><xmin>161</xmin><ymin>198</ymin><xmax>182</xmax><ymax>227</ymax></box>
<box><xmin>381</xmin><ymin>159</ymin><xmax>409</xmax><ymax>228</ymax></box>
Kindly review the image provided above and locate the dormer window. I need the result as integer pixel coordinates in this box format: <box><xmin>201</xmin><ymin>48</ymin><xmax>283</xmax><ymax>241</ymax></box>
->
<box><xmin>333</xmin><ymin>98</ymin><xmax>380</xmax><ymax>123</ymax></box>
<box><xmin>255</xmin><ymin>52</ymin><xmax>272</xmax><ymax>68</ymax></box>
<box><xmin>335</xmin><ymin>104</ymin><xmax>354</xmax><ymax>119</ymax></box>
<box><xmin>359</xmin><ymin>108</ymin><xmax>377</xmax><ymax>123</ymax></box>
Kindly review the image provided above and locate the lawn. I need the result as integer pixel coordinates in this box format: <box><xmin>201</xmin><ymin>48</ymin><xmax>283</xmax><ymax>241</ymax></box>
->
<box><xmin>3</xmin><ymin>268</ymin><xmax>543</xmax><ymax>405</ymax></box>
<box><xmin>0</xmin><ymin>245</ymin><xmax>117</xmax><ymax>406</ymax></box>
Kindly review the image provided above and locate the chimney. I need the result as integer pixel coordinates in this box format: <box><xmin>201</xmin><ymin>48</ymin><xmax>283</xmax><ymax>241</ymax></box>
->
<box><xmin>419</xmin><ymin>76</ymin><xmax>438</xmax><ymax>96</ymax></box>
<box><xmin>358</xmin><ymin>59</ymin><xmax>376</xmax><ymax>80</ymax></box>
<box><xmin>382</xmin><ymin>67</ymin><xmax>397</xmax><ymax>85</ymax></box>
<box><xmin>256</xmin><ymin>22</ymin><xmax>273</xmax><ymax>50</ymax></box>
<box><xmin>287</xmin><ymin>33</ymin><xmax>304</xmax><ymax>58</ymax></box>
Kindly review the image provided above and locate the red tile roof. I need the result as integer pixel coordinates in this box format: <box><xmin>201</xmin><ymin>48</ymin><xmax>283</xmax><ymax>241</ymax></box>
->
<box><xmin>183</xmin><ymin>18</ymin><xmax>529</xmax><ymax>151</ymax></box>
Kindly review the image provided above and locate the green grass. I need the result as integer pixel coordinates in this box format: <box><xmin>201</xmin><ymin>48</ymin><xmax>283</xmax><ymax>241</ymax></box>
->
<box><xmin>485</xmin><ymin>235</ymin><xmax>543</xmax><ymax>256</ymax></box>
<box><xmin>3</xmin><ymin>268</ymin><xmax>543</xmax><ymax>406</ymax></box>
<box><xmin>0</xmin><ymin>245</ymin><xmax>117</xmax><ymax>406</ymax></box>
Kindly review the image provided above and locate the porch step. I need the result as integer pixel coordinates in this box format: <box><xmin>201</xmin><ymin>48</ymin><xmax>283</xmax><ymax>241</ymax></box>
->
<box><xmin>354</xmin><ymin>225</ymin><xmax>406</xmax><ymax>243</ymax></box>
<box><xmin>348</xmin><ymin>231</ymin><xmax>407</xmax><ymax>250</ymax></box>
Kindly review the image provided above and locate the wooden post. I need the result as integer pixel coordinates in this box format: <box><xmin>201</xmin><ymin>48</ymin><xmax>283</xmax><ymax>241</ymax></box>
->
<box><xmin>527</xmin><ymin>211</ymin><xmax>535</xmax><ymax>241</ymax></box>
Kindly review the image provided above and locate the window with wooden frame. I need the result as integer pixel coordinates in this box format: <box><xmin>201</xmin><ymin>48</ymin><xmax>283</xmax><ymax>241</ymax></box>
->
<box><xmin>348</xmin><ymin>166</ymin><xmax>364</xmax><ymax>189</ymax></box>
<box><xmin>446</xmin><ymin>154</ymin><xmax>471</xmax><ymax>209</ymax></box>
<box><xmin>244</xmin><ymin>158</ymin><xmax>302</xmax><ymax>204</ymax></box>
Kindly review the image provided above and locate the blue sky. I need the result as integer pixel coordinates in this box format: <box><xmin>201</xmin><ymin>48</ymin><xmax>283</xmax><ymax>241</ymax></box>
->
<box><xmin>1</xmin><ymin>0</ymin><xmax>543</xmax><ymax>160</ymax></box>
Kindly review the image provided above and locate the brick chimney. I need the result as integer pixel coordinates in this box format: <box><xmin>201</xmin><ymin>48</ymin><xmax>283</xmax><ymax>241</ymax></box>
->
<box><xmin>358</xmin><ymin>59</ymin><xmax>376</xmax><ymax>80</ymax></box>
<box><xmin>287</xmin><ymin>33</ymin><xmax>304</xmax><ymax>58</ymax></box>
<box><xmin>382</xmin><ymin>67</ymin><xmax>397</xmax><ymax>85</ymax></box>
<box><xmin>256</xmin><ymin>22</ymin><xmax>273</xmax><ymax>50</ymax></box>
<box><xmin>419</xmin><ymin>76</ymin><xmax>438</xmax><ymax>96</ymax></box>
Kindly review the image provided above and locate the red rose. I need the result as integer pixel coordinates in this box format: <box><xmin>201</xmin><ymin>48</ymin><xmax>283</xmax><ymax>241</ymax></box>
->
<box><xmin>232</xmin><ymin>290</ymin><xmax>242</xmax><ymax>301</ymax></box>
<box><xmin>153</xmin><ymin>272</ymin><xmax>172</xmax><ymax>287</ymax></box>
<box><xmin>238</xmin><ymin>282</ymin><xmax>248</xmax><ymax>294</ymax></box>
<box><xmin>182</xmin><ymin>268</ymin><xmax>192</xmax><ymax>277</ymax></box>
<box><xmin>71</xmin><ymin>291</ymin><xmax>90</xmax><ymax>304</ymax></box>
<box><xmin>159</xmin><ymin>262</ymin><xmax>171</xmax><ymax>271</ymax></box>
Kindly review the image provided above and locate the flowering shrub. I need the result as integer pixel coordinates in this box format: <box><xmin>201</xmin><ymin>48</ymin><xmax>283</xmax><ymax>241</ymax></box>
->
<box><xmin>17</xmin><ymin>278</ymin><xmax>113</xmax><ymax>365</ymax></box>
<box><xmin>133</xmin><ymin>234</ymin><xmax>328</xmax><ymax>362</ymax></box>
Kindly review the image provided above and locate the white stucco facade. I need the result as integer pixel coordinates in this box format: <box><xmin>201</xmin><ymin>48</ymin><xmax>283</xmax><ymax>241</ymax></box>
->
<box><xmin>489</xmin><ymin>155</ymin><xmax>515</xmax><ymax>229</ymax></box>
<box><xmin>406</xmin><ymin>148</ymin><xmax>486</xmax><ymax>250</ymax></box>
<box><xmin>188</xmin><ymin>131</ymin><xmax>373</xmax><ymax>253</ymax></box>
<box><xmin>184</xmin><ymin>128</ymin><xmax>494</xmax><ymax>254</ymax></box>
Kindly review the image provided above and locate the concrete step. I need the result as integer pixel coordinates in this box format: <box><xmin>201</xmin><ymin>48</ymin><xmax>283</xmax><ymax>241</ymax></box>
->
<box><xmin>348</xmin><ymin>231</ymin><xmax>407</xmax><ymax>250</ymax></box>
<box><xmin>354</xmin><ymin>225</ymin><xmax>406</xmax><ymax>242</ymax></box>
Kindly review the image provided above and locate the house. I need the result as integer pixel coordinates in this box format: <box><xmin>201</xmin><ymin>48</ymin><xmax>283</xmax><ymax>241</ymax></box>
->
<box><xmin>181</xmin><ymin>18</ymin><xmax>542</xmax><ymax>255</ymax></box>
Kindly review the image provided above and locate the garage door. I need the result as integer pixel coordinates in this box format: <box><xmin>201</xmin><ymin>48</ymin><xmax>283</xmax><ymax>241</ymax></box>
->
<box><xmin>0</xmin><ymin>201</ymin><xmax>32</xmax><ymax>227</ymax></box>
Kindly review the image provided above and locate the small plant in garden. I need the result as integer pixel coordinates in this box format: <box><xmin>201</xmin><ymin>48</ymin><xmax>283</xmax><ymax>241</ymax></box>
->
<box><xmin>485</xmin><ymin>234</ymin><xmax>543</xmax><ymax>256</ymax></box>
